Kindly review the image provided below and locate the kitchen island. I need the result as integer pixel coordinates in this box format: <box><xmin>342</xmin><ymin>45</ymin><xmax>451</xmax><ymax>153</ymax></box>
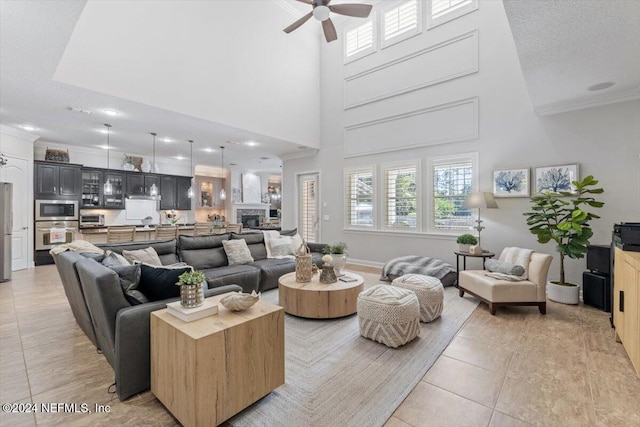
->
<box><xmin>77</xmin><ymin>225</ymin><xmax>195</xmax><ymax>244</ymax></box>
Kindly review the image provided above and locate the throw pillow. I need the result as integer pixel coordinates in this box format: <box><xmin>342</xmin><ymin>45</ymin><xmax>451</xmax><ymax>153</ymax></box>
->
<box><xmin>135</xmin><ymin>264</ymin><xmax>193</xmax><ymax>302</ymax></box>
<box><xmin>122</xmin><ymin>247</ymin><xmax>162</xmax><ymax>266</ymax></box>
<box><xmin>270</xmin><ymin>236</ymin><xmax>295</xmax><ymax>257</ymax></box>
<box><xmin>262</xmin><ymin>230</ymin><xmax>281</xmax><ymax>258</ymax></box>
<box><xmin>485</xmin><ymin>259</ymin><xmax>525</xmax><ymax>276</ymax></box>
<box><xmin>222</xmin><ymin>239</ymin><xmax>254</xmax><ymax>265</ymax></box>
<box><xmin>290</xmin><ymin>233</ymin><xmax>304</xmax><ymax>255</ymax></box>
<box><xmin>110</xmin><ymin>264</ymin><xmax>147</xmax><ymax>305</ymax></box>
<box><xmin>102</xmin><ymin>251</ymin><xmax>131</xmax><ymax>268</ymax></box>
<box><xmin>499</xmin><ymin>247</ymin><xmax>534</xmax><ymax>279</ymax></box>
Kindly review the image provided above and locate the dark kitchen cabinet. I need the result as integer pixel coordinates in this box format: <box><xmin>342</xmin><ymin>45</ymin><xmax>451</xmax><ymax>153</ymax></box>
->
<box><xmin>159</xmin><ymin>176</ymin><xmax>192</xmax><ymax>210</ymax></box>
<box><xmin>80</xmin><ymin>169</ymin><xmax>125</xmax><ymax>209</ymax></box>
<box><xmin>126</xmin><ymin>173</ymin><xmax>160</xmax><ymax>197</ymax></box>
<box><xmin>103</xmin><ymin>172</ymin><xmax>125</xmax><ymax>209</ymax></box>
<box><xmin>35</xmin><ymin>162</ymin><xmax>81</xmax><ymax>200</ymax></box>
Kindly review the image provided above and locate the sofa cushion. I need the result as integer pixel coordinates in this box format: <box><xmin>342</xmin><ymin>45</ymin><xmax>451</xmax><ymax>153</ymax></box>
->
<box><xmin>222</xmin><ymin>239</ymin><xmax>254</xmax><ymax>265</ymax></box>
<box><xmin>203</xmin><ymin>265</ymin><xmax>260</xmax><ymax>293</ymax></box>
<box><xmin>178</xmin><ymin>234</ymin><xmax>230</xmax><ymax>269</ymax></box>
<box><xmin>98</xmin><ymin>239</ymin><xmax>179</xmax><ymax>265</ymax></box>
<box><xmin>280</xmin><ymin>228</ymin><xmax>298</xmax><ymax>236</ymax></box>
<box><xmin>122</xmin><ymin>247</ymin><xmax>162</xmax><ymax>266</ymax></box>
<box><xmin>251</xmin><ymin>258</ymin><xmax>296</xmax><ymax>292</ymax></box>
<box><xmin>110</xmin><ymin>264</ymin><xmax>147</xmax><ymax>305</ymax></box>
<box><xmin>102</xmin><ymin>252</ymin><xmax>130</xmax><ymax>267</ymax></box>
<box><xmin>136</xmin><ymin>264</ymin><xmax>192</xmax><ymax>302</ymax></box>
<box><xmin>230</xmin><ymin>232</ymin><xmax>267</xmax><ymax>260</ymax></box>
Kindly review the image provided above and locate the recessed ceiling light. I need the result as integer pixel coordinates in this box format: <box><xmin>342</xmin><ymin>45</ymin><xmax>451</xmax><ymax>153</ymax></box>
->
<box><xmin>203</xmin><ymin>148</ymin><xmax>215</xmax><ymax>153</ymax></box>
<box><xmin>20</xmin><ymin>125</ymin><xmax>38</xmax><ymax>131</ymax></box>
<box><xmin>162</xmin><ymin>138</ymin><xmax>173</xmax><ymax>143</ymax></box>
<box><xmin>174</xmin><ymin>155</ymin><xmax>186</xmax><ymax>160</ymax></box>
<box><xmin>260</xmin><ymin>157</ymin><xmax>269</xmax><ymax>160</ymax></box>
<box><xmin>97</xmin><ymin>128</ymin><xmax>109</xmax><ymax>134</ymax></box>
<box><xmin>245</xmin><ymin>141</ymin><xmax>258</xmax><ymax>147</ymax></box>
<box><xmin>229</xmin><ymin>163</ymin><xmax>237</xmax><ymax>166</ymax></box>
<box><xmin>588</xmin><ymin>82</ymin><xmax>615</xmax><ymax>91</ymax></box>
<box><xmin>68</xmin><ymin>106</ymin><xmax>92</xmax><ymax>114</ymax></box>
<box><xmin>102</xmin><ymin>109</ymin><xmax>120</xmax><ymax>116</ymax></box>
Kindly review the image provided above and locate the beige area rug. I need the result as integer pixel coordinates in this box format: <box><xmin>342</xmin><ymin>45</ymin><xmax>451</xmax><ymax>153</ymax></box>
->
<box><xmin>229</xmin><ymin>272</ymin><xmax>479</xmax><ymax>427</ymax></box>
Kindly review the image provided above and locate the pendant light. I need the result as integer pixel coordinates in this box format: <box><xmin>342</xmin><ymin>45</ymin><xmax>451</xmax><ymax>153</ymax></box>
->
<box><xmin>187</xmin><ymin>140</ymin><xmax>194</xmax><ymax>198</ymax></box>
<box><xmin>219</xmin><ymin>145</ymin><xmax>226</xmax><ymax>200</ymax></box>
<box><xmin>149</xmin><ymin>133</ymin><xmax>158</xmax><ymax>197</ymax></box>
<box><xmin>103</xmin><ymin>124</ymin><xmax>113</xmax><ymax>196</ymax></box>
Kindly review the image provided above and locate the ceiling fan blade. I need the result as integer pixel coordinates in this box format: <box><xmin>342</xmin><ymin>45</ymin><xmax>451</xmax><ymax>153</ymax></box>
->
<box><xmin>322</xmin><ymin>18</ymin><xmax>338</xmax><ymax>43</ymax></box>
<box><xmin>329</xmin><ymin>4</ymin><xmax>373</xmax><ymax>18</ymax></box>
<box><xmin>283</xmin><ymin>11</ymin><xmax>313</xmax><ymax>34</ymax></box>
<box><xmin>295</xmin><ymin>0</ymin><xmax>313</xmax><ymax>4</ymax></box>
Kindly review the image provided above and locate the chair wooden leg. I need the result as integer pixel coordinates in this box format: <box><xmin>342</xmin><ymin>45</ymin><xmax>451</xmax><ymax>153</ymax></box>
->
<box><xmin>538</xmin><ymin>302</ymin><xmax>546</xmax><ymax>315</ymax></box>
<box><xmin>459</xmin><ymin>288</ymin><xmax>465</xmax><ymax>297</ymax></box>
<box><xmin>489</xmin><ymin>303</ymin><xmax>496</xmax><ymax>315</ymax></box>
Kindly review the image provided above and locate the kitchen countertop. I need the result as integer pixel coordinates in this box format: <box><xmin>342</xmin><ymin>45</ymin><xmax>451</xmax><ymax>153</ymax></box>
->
<box><xmin>79</xmin><ymin>225</ymin><xmax>195</xmax><ymax>234</ymax></box>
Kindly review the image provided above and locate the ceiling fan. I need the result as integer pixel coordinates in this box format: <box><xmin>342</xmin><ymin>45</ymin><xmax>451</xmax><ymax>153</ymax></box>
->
<box><xmin>283</xmin><ymin>0</ymin><xmax>373</xmax><ymax>43</ymax></box>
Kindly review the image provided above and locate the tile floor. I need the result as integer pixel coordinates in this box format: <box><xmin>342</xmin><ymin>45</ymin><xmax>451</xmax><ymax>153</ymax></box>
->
<box><xmin>1</xmin><ymin>264</ymin><xmax>639</xmax><ymax>426</ymax></box>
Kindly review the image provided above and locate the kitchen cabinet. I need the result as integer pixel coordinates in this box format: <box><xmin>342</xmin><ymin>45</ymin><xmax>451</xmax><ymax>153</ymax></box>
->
<box><xmin>160</xmin><ymin>176</ymin><xmax>192</xmax><ymax>210</ymax></box>
<box><xmin>35</xmin><ymin>162</ymin><xmax>81</xmax><ymax>200</ymax></box>
<box><xmin>196</xmin><ymin>176</ymin><xmax>225</xmax><ymax>209</ymax></box>
<box><xmin>80</xmin><ymin>169</ymin><xmax>125</xmax><ymax>209</ymax></box>
<box><xmin>126</xmin><ymin>173</ymin><xmax>160</xmax><ymax>197</ymax></box>
<box><xmin>613</xmin><ymin>247</ymin><xmax>640</xmax><ymax>377</ymax></box>
<box><xmin>103</xmin><ymin>172</ymin><xmax>125</xmax><ymax>209</ymax></box>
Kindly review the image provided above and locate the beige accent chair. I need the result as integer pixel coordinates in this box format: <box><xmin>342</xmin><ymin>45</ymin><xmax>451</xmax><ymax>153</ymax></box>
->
<box><xmin>458</xmin><ymin>250</ymin><xmax>552</xmax><ymax>315</ymax></box>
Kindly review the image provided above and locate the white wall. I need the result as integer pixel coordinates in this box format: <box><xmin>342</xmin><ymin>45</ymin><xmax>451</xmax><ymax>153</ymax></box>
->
<box><xmin>54</xmin><ymin>0</ymin><xmax>321</xmax><ymax>148</ymax></box>
<box><xmin>283</xmin><ymin>0</ymin><xmax>640</xmax><ymax>286</ymax></box>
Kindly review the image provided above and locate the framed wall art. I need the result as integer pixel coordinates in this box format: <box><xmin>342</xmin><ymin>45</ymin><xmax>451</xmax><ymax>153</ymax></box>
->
<box><xmin>534</xmin><ymin>164</ymin><xmax>579</xmax><ymax>194</ymax></box>
<box><xmin>493</xmin><ymin>168</ymin><xmax>529</xmax><ymax>197</ymax></box>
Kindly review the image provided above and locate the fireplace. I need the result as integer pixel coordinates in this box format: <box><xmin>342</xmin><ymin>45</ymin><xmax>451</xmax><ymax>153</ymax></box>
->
<box><xmin>241</xmin><ymin>215</ymin><xmax>261</xmax><ymax>228</ymax></box>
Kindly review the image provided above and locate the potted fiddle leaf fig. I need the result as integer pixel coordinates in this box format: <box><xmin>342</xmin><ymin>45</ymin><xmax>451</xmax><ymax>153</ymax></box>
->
<box><xmin>523</xmin><ymin>175</ymin><xmax>604</xmax><ymax>304</ymax></box>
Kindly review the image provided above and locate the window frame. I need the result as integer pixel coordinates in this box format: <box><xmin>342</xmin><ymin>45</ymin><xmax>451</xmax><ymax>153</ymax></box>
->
<box><xmin>380</xmin><ymin>0</ymin><xmax>423</xmax><ymax>49</ymax></box>
<box><xmin>344</xmin><ymin>165</ymin><xmax>377</xmax><ymax>229</ymax></box>
<box><xmin>381</xmin><ymin>160</ymin><xmax>421</xmax><ymax>231</ymax></box>
<box><xmin>426</xmin><ymin>152</ymin><xmax>478</xmax><ymax>235</ymax></box>
<box><xmin>426</xmin><ymin>0</ymin><xmax>478</xmax><ymax>30</ymax></box>
<box><xmin>343</xmin><ymin>14</ymin><xmax>377</xmax><ymax>64</ymax></box>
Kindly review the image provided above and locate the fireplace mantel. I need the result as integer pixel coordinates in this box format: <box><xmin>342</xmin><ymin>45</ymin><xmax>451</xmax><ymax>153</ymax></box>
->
<box><xmin>232</xmin><ymin>203</ymin><xmax>270</xmax><ymax>225</ymax></box>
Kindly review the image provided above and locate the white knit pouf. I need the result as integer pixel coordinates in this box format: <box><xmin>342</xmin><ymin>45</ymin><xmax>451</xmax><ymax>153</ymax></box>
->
<box><xmin>357</xmin><ymin>284</ymin><xmax>420</xmax><ymax>348</ymax></box>
<box><xmin>391</xmin><ymin>274</ymin><xmax>444</xmax><ymax>322</ymax></box>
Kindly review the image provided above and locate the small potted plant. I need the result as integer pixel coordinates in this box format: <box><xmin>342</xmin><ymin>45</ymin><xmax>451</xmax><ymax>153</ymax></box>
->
<box><xmin>456</xmin><ymin>234</ymin><xmax>478</xmax><ymax>252</ymax></box>
<box><xmin>323</xmin><ymin>242</ymin><xmax>348</xmax><ymax>275</ymax></box>
<box><xmin>523</xmin><ymin>175</ymin><xmax>604</xmax><ymax>304</ymax></box>
<box><xmin>176</xmin><ymin>270</ymin><xmax>206</xmax><ymax>308</ymax></box>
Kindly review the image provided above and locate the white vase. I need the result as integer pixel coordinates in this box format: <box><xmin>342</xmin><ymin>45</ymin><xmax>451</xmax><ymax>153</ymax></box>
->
<box><xmin>458</xmin><ymin>244</ymin><xmax>471</xmax><ymax>253</ymax></box>
<box><xmin>332</xmin><ymin>254</ymin><xmax>347</xmax><ymax>275</ymax></box>
<box><xmin>141</xmin><ymin>160</ymin><xmax>152</xmax><ymax>173</ymax></box>
<box><xmin>547</xmin><ymin>281</ymin><xmax>580</xmax><ymax>305</ymax></box>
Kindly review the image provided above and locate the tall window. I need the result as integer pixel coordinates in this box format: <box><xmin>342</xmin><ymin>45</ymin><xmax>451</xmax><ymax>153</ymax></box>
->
<box><xmin>429</xmin><ymin>154</ymin><xmax>477</xmax><ymax>232</ymax></box>
<box><xmin>344</xmin><ymin>19</ymin><xmax>375</xmax><ymax>62</ymax></box>
<box><xmin>428</xmin><ymin>0</ymin><xmax>478</xmax><ymax>29</ymax></box>
<box><xmin>345</xmin><ymin>167</ymin><xmax>374</xmax><ymax>227</ymax></box>
<box><xmin>382</xmin><ymin>0</ymin><xmax>421</xmax><ymax>47</ymax></box>
<box><xmin>298</xmin><ymin>173</ymin><xmax>319</xmax><ymax>242</ymax></box>
<box><xmin>383</xmin><ymin>163</ymin><xmax>418</xmax><ymax>229</ymax></box>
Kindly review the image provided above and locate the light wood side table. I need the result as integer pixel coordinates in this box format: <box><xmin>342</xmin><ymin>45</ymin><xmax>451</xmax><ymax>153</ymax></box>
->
<box><xmin>150</xmin><ymin>293</ymin><xmax>285</xmax><ymax>427</ymax></box>
<box><xmin>278</xmin><ymin>271</ymin><xmax>364</xmax><ymax>319</ymax></box>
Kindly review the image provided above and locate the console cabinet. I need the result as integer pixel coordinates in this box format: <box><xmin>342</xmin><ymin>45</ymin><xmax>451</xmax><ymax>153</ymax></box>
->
<box><xmin>613</xmin><ymin>247</ymin><xmax>640</xmax><ymax>377</ymax></box>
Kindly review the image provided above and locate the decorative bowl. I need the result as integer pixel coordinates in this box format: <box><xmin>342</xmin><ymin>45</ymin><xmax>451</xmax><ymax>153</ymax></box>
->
<box><xmin>220</xmin><ymin>291</ymin><xmax>260</xmax><ymax>311</ymax></box>
<box><xmin>141</xmin><ymin>217</ymin><xmax>153</xmax><ymax>226</ymax></box>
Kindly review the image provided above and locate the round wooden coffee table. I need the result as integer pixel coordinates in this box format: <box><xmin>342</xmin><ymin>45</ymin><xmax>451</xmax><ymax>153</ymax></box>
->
<box><xmin>278</xmin><ymin>271</ymin><xmax>364</xmax><ymax>319</ymax></box>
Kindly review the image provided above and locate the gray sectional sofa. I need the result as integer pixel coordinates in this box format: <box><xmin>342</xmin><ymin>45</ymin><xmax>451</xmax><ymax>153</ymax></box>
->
<box><xmin>53</xmin><ymin>232</ymin><xmax>326</xmax><ymax>400</ymax></box>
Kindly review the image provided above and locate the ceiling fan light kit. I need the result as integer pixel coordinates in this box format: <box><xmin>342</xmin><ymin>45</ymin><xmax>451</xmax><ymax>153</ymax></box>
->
<box><xmin>284</xmin><ymin>0</ymin><xmax>373</xmax><ymax>43</ymax></box>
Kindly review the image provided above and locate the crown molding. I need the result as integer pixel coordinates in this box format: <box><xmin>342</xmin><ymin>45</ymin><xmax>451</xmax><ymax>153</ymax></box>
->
<box><xmin>535</xmin><ymin>88</ymin><xmax>640</xmax><ymax>116</ymax></box>
<box><xmin>0</xmin><ymin>125</ymin><xmax>40</xmax><ymax>142</ymax></box>
<box><xmin>280</xmin><ymin>148</ymin><xmax>319</xmax><ymax>161</ymax></box>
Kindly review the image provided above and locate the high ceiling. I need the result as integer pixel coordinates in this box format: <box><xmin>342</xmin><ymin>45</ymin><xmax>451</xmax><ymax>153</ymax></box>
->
<box><xmin>0</xmin><ymin>0</ymin><xmax>321</xmax><ymax>173</ymax></box>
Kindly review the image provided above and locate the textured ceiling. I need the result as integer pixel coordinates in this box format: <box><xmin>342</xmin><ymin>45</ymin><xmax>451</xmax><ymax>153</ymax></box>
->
<box><xmin>503</xmin><ymin>0</ymin><xmax>640</xmax><ymax>112</ymax></box>
<box><xmin>0</xmin><ymin>0</ymin><xmax>320</xmax><ymax>173</ymax></box>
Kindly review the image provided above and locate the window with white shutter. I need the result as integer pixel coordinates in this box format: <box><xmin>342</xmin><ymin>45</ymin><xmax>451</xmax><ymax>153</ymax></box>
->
<box><xmin>381</xmin><ymin>0</ymin><xmax>421</xmax><ymax>48</ymax></box>
<box><xmin>298</xmin><ymin>173</ymin><xmax>319</xmax><ymax>243</ymax></box>
<box><xmin>344</xmin><ymin>18</ymin><xmax>376</xmax><ymax>63</ymax></box>
<box><xmin>345</xmin><ymin>167</ymin><xmax>375</xmax><ymax>228</ymax></box>
<box><xmin>383</xmin><ymin>163</ymin><xmax>418</xmax><ymax>229</ymax></box>
<box><xmin>427</xmin><ymin>153</ymin><xmax>477</xmax><ymax>232</ymax></box>
<box><xmin>427</xmin><ymin>0</ymin><xmax>478</xmax><ymax>29</ymax></box>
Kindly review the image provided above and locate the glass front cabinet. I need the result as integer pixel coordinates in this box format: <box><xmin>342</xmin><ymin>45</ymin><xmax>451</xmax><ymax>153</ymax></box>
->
<box><xmin>196</xmin><ymin>176</ymin><xmax>225</xmax><ymax>209</ymax></box>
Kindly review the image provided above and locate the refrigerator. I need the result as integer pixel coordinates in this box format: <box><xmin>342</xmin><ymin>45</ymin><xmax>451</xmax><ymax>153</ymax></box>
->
<box><xmin>1</xmin><ymin>182</ymin><xmax>12</xmax><ymax>282</ymax></box>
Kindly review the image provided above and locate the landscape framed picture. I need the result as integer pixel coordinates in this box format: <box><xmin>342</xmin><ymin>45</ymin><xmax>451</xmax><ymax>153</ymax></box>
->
<box><xmin>493</xmin><ymin>168</ymin><xmax>530</xmax><ymax>197</ymax></box>
<box><xmin>534</xmin><ymin>164</ymin><xmax>579</xmax><ymax>194</ymax></box>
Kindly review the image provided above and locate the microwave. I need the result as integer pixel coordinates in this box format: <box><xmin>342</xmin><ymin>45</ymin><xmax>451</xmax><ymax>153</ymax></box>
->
<box><xmin>80</xmin><ymin>213</ymin><xmax>105</xmax><ymax>228</ymax></box>
<box><xmin>35</xmin><ymin>200</ymin><xmax>78</xmax><ymax>221</ymax></box>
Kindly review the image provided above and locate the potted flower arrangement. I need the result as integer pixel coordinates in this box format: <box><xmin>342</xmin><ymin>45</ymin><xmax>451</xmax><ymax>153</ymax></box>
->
<box><xmin>523</xmin><ymin>175</ymin><xmax>604</xmax><ymax>304</ymax></box>
<box><xmin>176</xmin><ymin>270</ymin><xmax>206</xmax><ymax>308</ymax></box>
<box><xmin>456</xmin><ymin>234</ymin><xmax>478</xmax><ymax>252</ymax></box>
<box><xmin>0</xmin><ymin>153</ymin><xmax>7</xmax><ymax>167</ymax></box>
<box><xmin>323</xmin><ymin>242</ymin><xmax>348</xmax><ymax>275</ymax></box>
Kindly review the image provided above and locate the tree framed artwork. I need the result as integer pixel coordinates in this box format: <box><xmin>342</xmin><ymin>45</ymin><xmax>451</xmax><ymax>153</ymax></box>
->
<box><xmin>493</xmin><ymin>168</ymin><xmax>529</xmax><ymax>197</ymax></box>
<box><xmin>535</xmin><ymin>164</ymin><xmax>579</xmax><ymax>194</ymax></box>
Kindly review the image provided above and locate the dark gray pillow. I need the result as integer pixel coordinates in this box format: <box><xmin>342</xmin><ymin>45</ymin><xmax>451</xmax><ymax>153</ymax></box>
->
<box><xmin>110</xmin><ymin>264</ymin><xmax>147</xmax><ymax>305</ymax></box>
<box><xmin>81</xmin><ymin>252</ymin><xmax>105</xmax><ymax>262</ymax></box>
<box><xmin>102</xmin><ymin>252</ymin><xmax>129</xmax><ymax>268</ymax></box>
<box><xmin>279</xmin><ymin>228</ymin><xmax>298</xmax><ymax>236</ymax></box>
<box><xmin>485</xmin><ymin>259</ymin><xmax>525</xmax><ymax>276</ymax></box>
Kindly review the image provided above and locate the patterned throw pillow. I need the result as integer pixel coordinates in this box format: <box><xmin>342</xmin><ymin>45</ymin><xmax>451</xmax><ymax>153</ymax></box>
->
<box><xmin>270</xmin><ymin>236</ymin><xmax>295</xmax><ymax>257</ymax></box>
<box><xmin>122</xmin><ymin>247</ymin><xmax>162</xmax><ymax>266</ymax></box>
<box><xmin>222</xmin><ymin>239</ymin><xmax>254</xmax><ymax>265</ymax></box>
